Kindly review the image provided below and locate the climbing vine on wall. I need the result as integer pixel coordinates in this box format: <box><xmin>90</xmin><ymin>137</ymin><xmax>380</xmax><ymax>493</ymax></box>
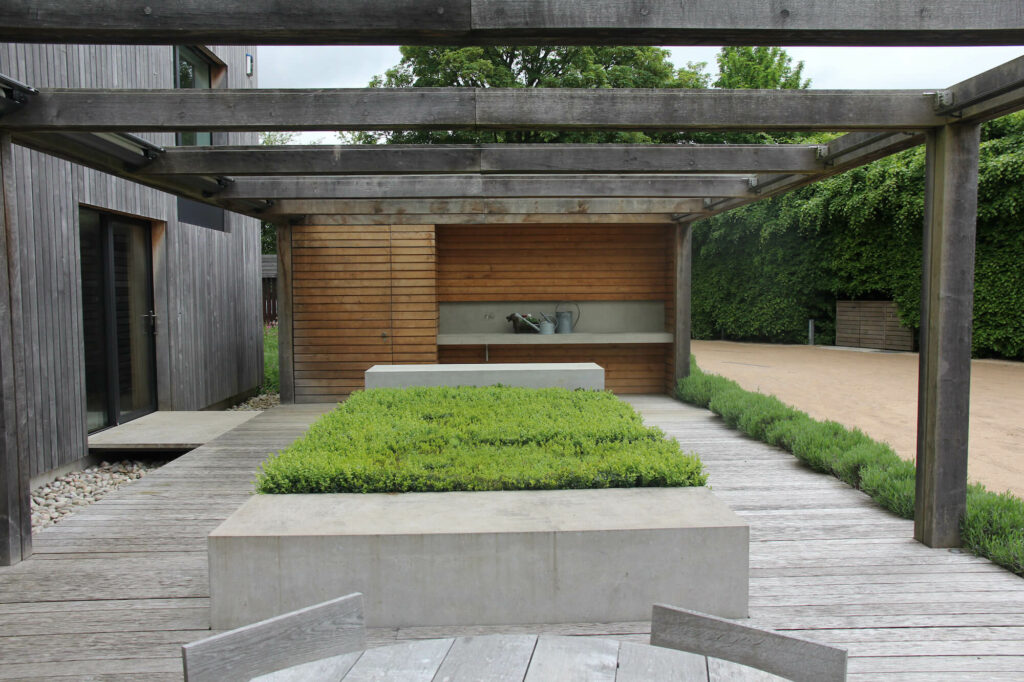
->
<box><xmin>691</xmin><ymin>112</ymin><xmax>1024</xmax><ymax>359</ymax></box>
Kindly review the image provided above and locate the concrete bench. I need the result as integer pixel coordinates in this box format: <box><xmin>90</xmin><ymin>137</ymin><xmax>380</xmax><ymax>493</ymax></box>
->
<box><xmin>364</xmin><ymin>362</ymin><xmax>604</xmax><ymax>390</ymax></box>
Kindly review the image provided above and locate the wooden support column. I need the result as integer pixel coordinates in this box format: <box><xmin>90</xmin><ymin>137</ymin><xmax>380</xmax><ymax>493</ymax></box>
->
<box><xmin>915</xmin><ymin>122</ymin><xmax>982</xmax><ymax>548</ymax></box>
<box><xmin>276</xmin><ymin>223</ymin><xmax>295</xmax><ymax>404</ymax></box>
<box><xmin>0</xmin><ymin>133</ymin><xmax>30</xmax><ymax>565</ymax></box>
<box><xmin>673</xmin><ymin>222</ymin><xmax>693</xmax><ymax>385</ymax></box>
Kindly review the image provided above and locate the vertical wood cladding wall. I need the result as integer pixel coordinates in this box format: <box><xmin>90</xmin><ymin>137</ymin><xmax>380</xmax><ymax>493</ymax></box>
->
<box><xmin>0</xmin><ymin>43</ymin><xmax>262</xmax><ymax>478</ymax></box>
<box><xmin>291</xmin><ymin>224</ymin><xmax>437</xmax><ymax>402</ymax></box>
<box><xmin>437</xmin><ymin>224</ymin><xmax>675</xmax><ymax>394</ymax></box>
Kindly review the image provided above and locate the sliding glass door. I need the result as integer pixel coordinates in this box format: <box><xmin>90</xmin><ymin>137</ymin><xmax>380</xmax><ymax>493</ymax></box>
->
<box><xmin>79</xmin><ymin>208</ymin><xmax>157</xmax><ymax>433</ymax></box>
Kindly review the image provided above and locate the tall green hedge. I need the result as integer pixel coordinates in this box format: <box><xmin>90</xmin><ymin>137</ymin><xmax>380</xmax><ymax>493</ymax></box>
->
<box><xmin>692</xmin><ymin>112</ymin><xmax>1024</xmax><ymax>359</ymax></box>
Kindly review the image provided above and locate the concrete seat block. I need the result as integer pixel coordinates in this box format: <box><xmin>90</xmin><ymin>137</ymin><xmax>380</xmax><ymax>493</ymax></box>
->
<box><xmin>209</xmin><ymin>488</ymin><xmax>748</xmax><ymax>629</ymax></box>
<box><xmin>363</xmin><ymin>362</ymin><xmax>605</xmax><ymax>390</ymax></box>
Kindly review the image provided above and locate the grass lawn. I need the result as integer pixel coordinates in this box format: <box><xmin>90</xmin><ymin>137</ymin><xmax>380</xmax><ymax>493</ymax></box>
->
<box><xmin>263</xmin><ymin>325</ymin><xmax>279</xmax><ymax>393</ymax></box>
<box><xmin>257</xmin><ymin>386</ymin><xmax>706</xmax><ymax>494</ymax></box>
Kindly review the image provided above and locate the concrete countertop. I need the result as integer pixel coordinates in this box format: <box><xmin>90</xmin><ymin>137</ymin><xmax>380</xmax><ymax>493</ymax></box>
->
<box><xmin>436</xmin><ymin>332</ymin><xmax>674</xmax><ymax>345</ymax></box>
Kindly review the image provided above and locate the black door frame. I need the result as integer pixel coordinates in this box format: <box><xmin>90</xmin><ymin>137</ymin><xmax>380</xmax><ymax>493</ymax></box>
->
<box><xmin>83</xmin><ymin>208</ymin><xmax>158</xmax><ymax>431</ymax></box>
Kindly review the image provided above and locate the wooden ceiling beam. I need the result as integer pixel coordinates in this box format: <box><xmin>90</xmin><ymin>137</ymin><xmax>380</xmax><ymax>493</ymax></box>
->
<box><xmin>142</xmin><ymin>144</ymin><xmax>829</xmax><ymax>177</ymax></box>
<box><xmin>217</xmin><ymin>174</ymin><xmax>757</xmax><ymax>200</ymax></box>
<box><xmin>257</xmin><ymin>197</ymin><xmax>707</xmax><ymax>219</ymax></box>
<box><xmin>1</xmin><ymin>0</ymin><xmax>1022</xmax><ymax>46</ymax></box>
<box><xmin>0</xmin><ymin>88</ymin><xmax>947</xmax><ymax>132</ymax></box>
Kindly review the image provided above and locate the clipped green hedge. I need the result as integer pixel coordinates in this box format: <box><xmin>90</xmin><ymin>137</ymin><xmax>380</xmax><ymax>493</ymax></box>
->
<box><xmin>691</xmin><ymin>112</ymin><xmax>1024</xmax><ymax>359</ymax></box>
<box><xmin>258</xmin><ymin>386</ymin><xmax>706</xmax><ymax>494</ymax></box>
<box><xmin>678</xmin><ymin>357</ymin><xmax>1024</xmax><ymax>576</ymax></box>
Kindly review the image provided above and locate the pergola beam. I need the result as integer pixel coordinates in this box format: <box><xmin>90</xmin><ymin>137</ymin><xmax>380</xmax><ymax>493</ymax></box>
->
<box><xmin>2</xmin><ymin>0</ymin><xmax>1023</xmax><ymax>46</ymax></box>
<box><xmin>143</xmin><ymin>144</ymin><xmax>830</xmax><ymax>177</ymax></box>
<box><xmin>260</xmin><ymin>198</ymin><xmax>707</xmax><ymax>219</ymax></box>
<box><xmin>217</xmin><ymin>174</ymin><xmax>757</xmax><ymax>201</ymax></box>
<box><xmin>294</xmin><ymin>213</ymin><xmax>685</xmax><ymax>226</ymax></box>
<box><xmin>915</xmin><ymin>123</ymin><xmax>982</xmax><ymax>548</ymax></box>
<box><xmin>939</xmin><ymin>54</ymin><xmax>1024</xmax><ymax>124</ymax></box>
<box><xmin>0</xmin><ymin>88</ymin><xmax>948</xmax><ymax>132</ymax></box>
<box><xmin>8</xmin><ymin>132</ymin><xmax>270</xmax><ymax>219</ymax></box>
<box><xmin>0</xmin><ymin>133</ymin><xmax>30</xmax><ymax>566</ymax></box>
<box><xmin>698</xmin><ymin>132</ymin><xmax>926</xmax><ymax>220</ymax></box>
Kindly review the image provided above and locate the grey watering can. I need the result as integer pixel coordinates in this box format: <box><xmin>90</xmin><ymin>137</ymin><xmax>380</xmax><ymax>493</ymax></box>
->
<box><xmin>555</xmin><ymin>302</ymin><xmax>581</xmax><ymax>334</ymax></box>
<box><xmin>538</xmin><ymin>313</ymin><xmax>556</xmax><ymax>335</ymax></box>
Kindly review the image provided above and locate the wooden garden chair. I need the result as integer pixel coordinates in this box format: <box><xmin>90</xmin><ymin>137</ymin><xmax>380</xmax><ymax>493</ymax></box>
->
<box><xmin>182</xmin><ymin>592</ymin><xmax>366</xmax><ymax>682</ymax></box>
<box><xmin>651</xmin><ymin>604</ymin><xmax>847</xmax><ymax>682</ymax></box>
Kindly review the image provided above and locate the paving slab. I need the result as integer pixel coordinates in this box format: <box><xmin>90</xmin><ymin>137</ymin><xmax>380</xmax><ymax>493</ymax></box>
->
<box><xmin>88</xmin><ymin>411</ymin><xmax>260</xmax><ymax>451</ymax></box>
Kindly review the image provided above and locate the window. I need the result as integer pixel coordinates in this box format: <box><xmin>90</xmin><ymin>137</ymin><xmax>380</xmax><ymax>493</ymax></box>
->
<box><xmin>174</xmin><ymin>46</ymin><xmax>227</xmax><ymax>230</ymax></box>
<box><xmin>174</xmin><ymin>46</ymin><xmax>213</xmax><ymax>146</ymax></box>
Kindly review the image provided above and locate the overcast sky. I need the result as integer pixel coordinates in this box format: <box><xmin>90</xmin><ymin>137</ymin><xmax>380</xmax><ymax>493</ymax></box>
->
<box><xmin>257</xmin><ymin>45</ymin><xmax>1024</xmax><ymax>142</ymax></box>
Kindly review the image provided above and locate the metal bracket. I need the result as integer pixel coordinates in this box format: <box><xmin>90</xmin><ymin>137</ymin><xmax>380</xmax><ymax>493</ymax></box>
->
<box><xmin>0</xmin><ymin>72</ymin><xmax>38</xmax><ymax>104</ymax></box>
<box><xmin>932</xmin><ymin>89</ymin><xmax>955</xmax><ymax>109</ymax></box>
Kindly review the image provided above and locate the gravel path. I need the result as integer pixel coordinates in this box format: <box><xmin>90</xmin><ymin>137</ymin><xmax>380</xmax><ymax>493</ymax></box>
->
<box><xmin>692</xmin><ymin>340</ymin><xmax>1024</xmax><ymax>497</ymax></box>
<box><xmin>31</xmin><ymin>460</ymin><xmax>165</xmax><ymax>531</ymax></box>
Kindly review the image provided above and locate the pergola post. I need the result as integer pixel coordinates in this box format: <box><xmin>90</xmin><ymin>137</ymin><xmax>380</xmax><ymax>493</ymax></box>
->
<box><xmin>276</xmin><ymin>223</ymin><xmax>295</xmax><ymax>404</ymax></box>
<box><xmin>915</xmin><ymin>122</ymin><xmax>982</xmax><ymax>548</ymax></box>
<box><xmin>674</xmin><ymin>222</ymin><xmax>693</xmax><ymax>384</ymax></box>
<box><xmin>0</xmin><ymin>133</ymin><xmax>30</xmax><ymax>565</ymax></box>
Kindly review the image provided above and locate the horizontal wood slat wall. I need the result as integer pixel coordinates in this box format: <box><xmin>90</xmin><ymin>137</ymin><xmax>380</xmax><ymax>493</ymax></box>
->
<box><xmin>437</xmin><ymin>224</ymin><xmax>673</xmax><ymax>302</ymax></box>
<box><xmin>292</xmin><ymin>224</ymin><xmax>437</xmax><ymax>402</ymax></box>
<box><xmin>391</xmin><ymin>225</ymin><xmax>438</xmax><ymax>365</ymax></box>
<box><xmin>439</xmin><ymin>344</ymin><xmax>671</xmax><ymax>394</ymax></box>
<box><xmin>438</xmin><ymin>224</ymin><xmax>674</xmax><ymax>394</ymax></box>
<box><xmin>836</xmin><ymin>300</ymin><xmax>914</xmax><ymax>351</ymax></box>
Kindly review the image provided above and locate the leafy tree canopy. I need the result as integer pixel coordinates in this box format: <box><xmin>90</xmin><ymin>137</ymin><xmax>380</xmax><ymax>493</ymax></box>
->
<box><xmin>353</xmin><ymin>45</ymin><xmax>707</xmax><ymax>144</ymax></box>
<box><xmin>714</xmin><ymin>46</ymin><xmax>810</xmax><ymax>90</ymax></box>
<box><xmin>350</xmin><ymin>45</ymin><xmax>811</xmax><ymax>145</ymax></box>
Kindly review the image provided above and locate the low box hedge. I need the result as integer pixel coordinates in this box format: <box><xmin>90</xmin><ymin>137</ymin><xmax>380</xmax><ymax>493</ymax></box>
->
<box><xmin>258</xmin><ymin>386</ymin><xmax>706</xmax><ymax>494</ymax></box>
<box><xmin>678</xmin><ymin>356</ymin><xmax>1024</xmax><ymax>576</ymax></box>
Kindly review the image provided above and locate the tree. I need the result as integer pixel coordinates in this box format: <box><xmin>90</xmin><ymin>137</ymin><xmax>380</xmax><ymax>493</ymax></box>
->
<box><xmin>352</xmin><ymin>46</ymin><xmax>708</xmax><ymax>144</ymax></box>
<box><xmin>714</xmin><ymin>46</ymin><xmax>810</xmax><ymax>90</ymax></box>
<box><xmin>257</xmin><ymin>132</ymin><xmax>299</xmax><ymax>254</ymax></box>
<box><xmin>683</xmin><ymin>47</ymin><xmax>813</xmax><ymax>145</ymax></box>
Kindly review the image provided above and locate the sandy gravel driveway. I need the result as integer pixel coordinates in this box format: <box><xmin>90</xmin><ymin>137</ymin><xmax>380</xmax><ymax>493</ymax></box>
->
<box><xmin>691</xmin><ymin>340</ymin><xmax>1024</xmax><ymax>498</ymax></box>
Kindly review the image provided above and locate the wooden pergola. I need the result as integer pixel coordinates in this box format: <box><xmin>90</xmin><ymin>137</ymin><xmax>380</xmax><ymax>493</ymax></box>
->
<box><xmin>3</xmin><ymin>0</ymin><xmax>1024</xmax><ymax>566</ymax></box>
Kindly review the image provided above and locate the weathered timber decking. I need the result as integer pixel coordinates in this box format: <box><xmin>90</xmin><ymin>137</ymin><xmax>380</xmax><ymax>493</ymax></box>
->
<box><xmin>1</xmin><ymin>396</ymin><xmax>1023</xmax><ymax>680</ymax></box>
<box><xmin>0</xmin><ymin>404</ymin><xmax>334</xmax><ymax>681</ymax></box>
<box><xmin>626</xmin><ymin>395</ymin><xmax>1024</xmax><ymax>681</ymax></box>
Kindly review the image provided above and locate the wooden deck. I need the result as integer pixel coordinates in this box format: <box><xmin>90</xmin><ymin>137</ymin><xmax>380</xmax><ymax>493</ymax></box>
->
<box><xmin>1</xmin><ymin>396</ymin><xmax>1023</xmax><ymax>680</ymax></box>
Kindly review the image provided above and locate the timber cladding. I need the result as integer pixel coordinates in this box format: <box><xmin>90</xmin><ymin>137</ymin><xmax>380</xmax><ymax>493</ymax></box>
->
<box><xmin>437</xmin><ymin>224</ymin><xmax>673</xmax><ymax>301</ymax></box>
<box><xmin>291</xmin><ymin>224</ymin><xmax>437</xmax><ymax>402</ymax></box>
<box><xmin>835</xmin><ymin>300</ymin><xmax>914</xmax><ymax>352</ymax></box>
<box><xmin>439</xmin><ymin>344</ymin><xmax>672</xmax><ymax>395</ymax></box>
<box><xmin>438</xmin><ymin>224</ymin><xmax>675</xmax><ymax>394</ymax></box>
<box><xmin>290</xmin><ymin>223</ymin><xmax>675</xmax><ymax>399</ymax></box>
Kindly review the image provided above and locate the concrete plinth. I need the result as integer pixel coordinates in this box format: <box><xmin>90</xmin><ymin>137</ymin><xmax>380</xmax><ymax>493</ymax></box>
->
<box><xmin>363</xmin><ymin>362</ymin><xmax>605</xmax><ymax>390</ymax></box>
<box><xmin>209</xmin><ymin>488</ymin><xmax>748</xmax><ymax>629</ymax></box>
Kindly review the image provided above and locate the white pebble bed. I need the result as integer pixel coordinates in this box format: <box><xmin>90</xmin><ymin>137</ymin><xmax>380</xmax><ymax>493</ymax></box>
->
<box><xmin>31</xmin><ymin>460</ymin><xmax>164</xmax><ymax>531</ymax></box>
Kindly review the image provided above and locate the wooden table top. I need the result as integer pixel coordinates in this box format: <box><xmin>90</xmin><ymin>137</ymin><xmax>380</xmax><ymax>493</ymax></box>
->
<box><xmin>252</xmin><ymin>634</ymin><xmax>777</xmax><ymax>681</ymax></box>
